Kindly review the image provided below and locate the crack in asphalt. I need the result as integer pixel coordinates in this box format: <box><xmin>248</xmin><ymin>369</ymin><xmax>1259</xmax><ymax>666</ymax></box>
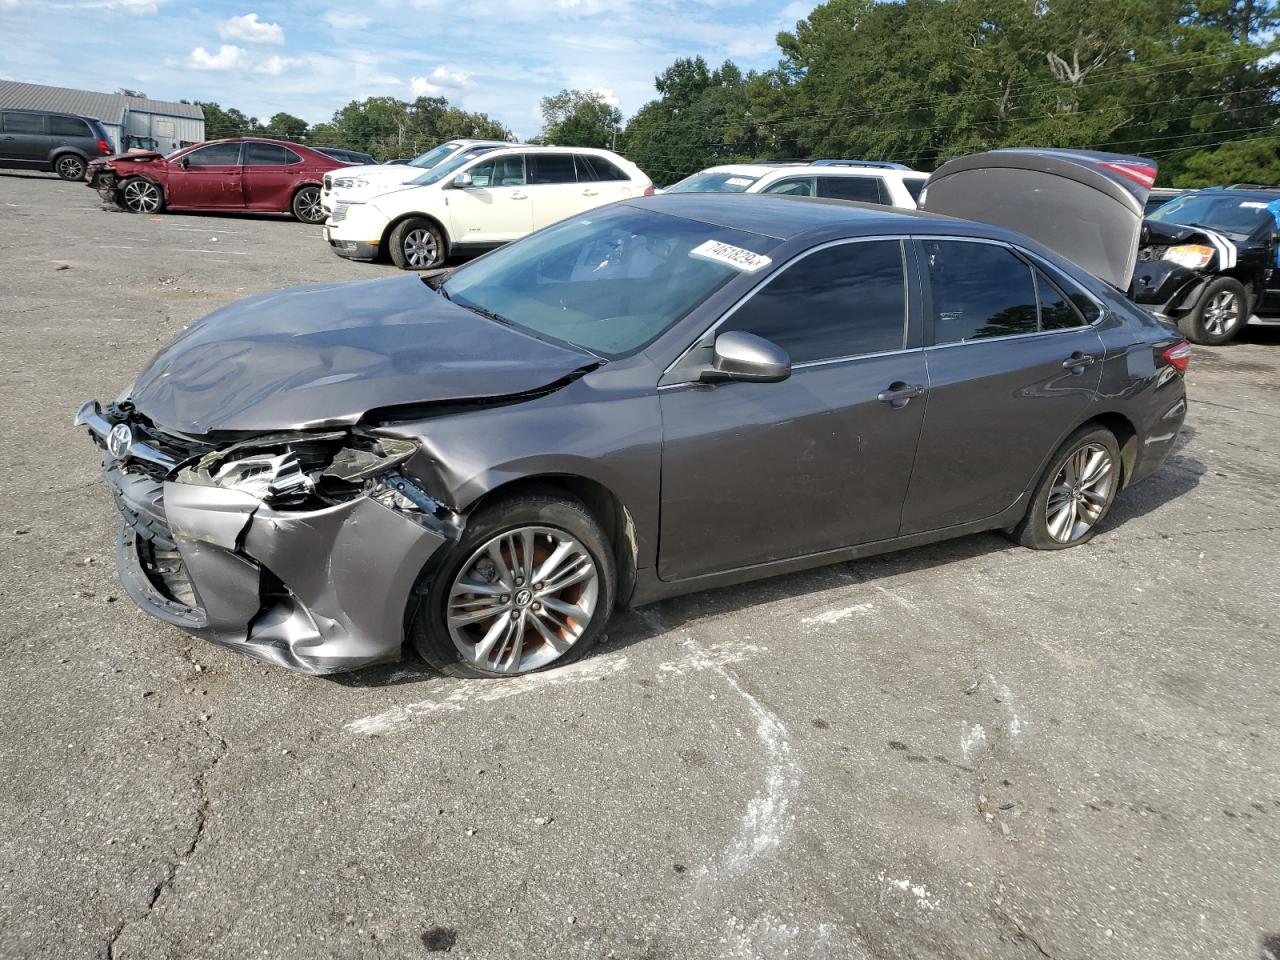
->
<box><xmin>992</xmin><ymin>905</ymin><xmax>1059</xmax><ymax>960</ymax></box>
<box><xmin>105</xmin><ymin>725</ymin><xmax>228</xmax><ymax>959</ymax></box>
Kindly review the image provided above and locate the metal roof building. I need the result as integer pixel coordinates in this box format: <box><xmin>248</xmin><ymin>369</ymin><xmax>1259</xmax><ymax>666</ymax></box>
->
<box><xmin>0</xmin><ymin>80</ymin><xmax>204</xmax><ymax>153</ymax></box>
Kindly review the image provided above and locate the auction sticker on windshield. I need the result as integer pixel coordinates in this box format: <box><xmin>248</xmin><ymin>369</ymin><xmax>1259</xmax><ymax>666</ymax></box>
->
<box><xmin>690</xmin><ymin>239</ymin><xmax>772</xmax><ymax>272</ymax></box>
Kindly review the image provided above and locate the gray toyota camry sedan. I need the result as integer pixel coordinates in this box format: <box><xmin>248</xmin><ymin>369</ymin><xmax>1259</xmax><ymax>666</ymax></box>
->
<box><xmin>77</xmin><ymin>150</ymin><xmax>1189</xmax><ymax>677</ymax></box>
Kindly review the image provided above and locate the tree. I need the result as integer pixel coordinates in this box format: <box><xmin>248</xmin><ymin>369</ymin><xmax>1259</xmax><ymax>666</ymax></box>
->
<box><xmin>192</xmin><ymin>101</ymin><xmax>260</xmax><ymax>139</ymax></box>
<box><xmin>116</xmin><ymin>88</ymin><xmax>147</xmax><ymax>99</ymax></box>
<box><xmin>262</xmin><ymin>112</ymin><xmax>309</xmax><ymax>142</ymax></box>
<box><xmin>539</xmin><ymin>89</ymin><xmax>622</xmax><ymax>148</ymax></box>
<box><xmin>1174</xmin><ymin>136</ymin><xmax>1280</xmax><ymax>185</ymax></box>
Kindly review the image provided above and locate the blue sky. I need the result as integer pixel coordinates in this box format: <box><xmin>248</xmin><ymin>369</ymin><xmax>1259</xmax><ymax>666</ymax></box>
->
<box><xmin>0</xmin><ymin>0</ymin><xmax>814</xmax><ymax>138</ymax></box>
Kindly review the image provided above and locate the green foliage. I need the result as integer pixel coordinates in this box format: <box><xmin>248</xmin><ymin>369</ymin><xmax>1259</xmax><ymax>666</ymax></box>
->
<box><xmin>539</xmin><ymin>89</ymin><xmax>623</xmax><ymax>149</ymax></box>
<box><xmin>183</xmin><ymin>97</ymin><xmax>510</xmax><ymax>161</ymax></box>
<box><xmin>1174</xmin><ymin>136</ymin><xmax>1280</xmax><ymax>185</ymax></box>
<box><xmin>623</xmin><ymin>0</ymin><xmax>1280</xmax><ymax>186</ymax></box>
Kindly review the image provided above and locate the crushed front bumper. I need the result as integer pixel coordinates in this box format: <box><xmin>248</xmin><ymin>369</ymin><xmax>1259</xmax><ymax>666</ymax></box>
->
<box><xmin>78</xmin><ymin>401</ymin><xmax>454</xmax><ymax>674</ymax></box>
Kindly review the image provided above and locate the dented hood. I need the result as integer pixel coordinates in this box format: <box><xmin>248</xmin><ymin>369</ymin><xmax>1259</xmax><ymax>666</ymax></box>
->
<box><xmin>129</xmin><ymin>275</ymin><xmax>596</xmax><ymax>435</ymax></box>
<box><xmin>921</xmin><ymin>149</ymin><xmax>1156</xmax><ymax>289</ymax></box>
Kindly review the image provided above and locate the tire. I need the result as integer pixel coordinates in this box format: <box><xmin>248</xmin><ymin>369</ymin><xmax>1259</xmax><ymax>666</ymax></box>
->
<box><xmin>1178</xmin><ymin>276</ymin><xmax>1248</xmax><ymax>346</ymax></box>
<box><xmin>1010</xmin><ymin>425</ymin><xmax>1121</xmax><ymax>550</ymax></box>
<box><xmin>291</xmin><ymin>186</ymin><xmax>325</xmax><ymax>224</ymax></box>
<box><xmin>411</xmin><ymin>493</ymin><xmax>617</xmax><ymax>678</ymax></box>
<box><xmin>54</xmin><ymin>154</ymin><xmax>86</xmax><ymax>181</ymax></box>
<box><xmin>117</xmin><ymin>177</ymin><xmax>163</xmax><ymax>214</ymax></box>
<box><xmin>389</xmin><ymin>217</ymin><xmax>445</xmax><ymax>270</ymax></box>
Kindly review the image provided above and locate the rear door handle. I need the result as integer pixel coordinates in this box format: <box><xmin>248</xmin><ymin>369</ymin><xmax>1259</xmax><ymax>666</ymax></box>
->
<box><xmin>1061</xmin><ymin>352</ymin><xmax>1100</xmax><ymax>371</ymax></box>
<box><xmin>582</xmin><ymin>188</ymin><xmax>598</xmax><ymax>196</ymax></box>
<box><xmin>877</xmin><ymin>382</ymin><xmax>926</xmax><ymax>408</ymax></box>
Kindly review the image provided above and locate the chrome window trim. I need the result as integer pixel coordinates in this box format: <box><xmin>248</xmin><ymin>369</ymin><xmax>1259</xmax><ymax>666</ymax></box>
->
<box><xmin>660</xmin><ymin>234</ymin><xmax>914</xmax><ymax>385</ymax></box>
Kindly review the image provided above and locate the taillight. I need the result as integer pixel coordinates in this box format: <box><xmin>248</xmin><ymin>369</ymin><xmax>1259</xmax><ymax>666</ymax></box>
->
<box><xmin>1162</xmin><ymin>340</ymin><xmax>1191</xmax><ymax>373</ymax></box>
<box><xmin>643</xmin><ymin>184</ymin><xmax>655</xmax><ymax>197</ymax></box>
<box><xmin>97</xmin><ymin>139</ymin><xmax>111</xmax><ymax>156</ymax></box>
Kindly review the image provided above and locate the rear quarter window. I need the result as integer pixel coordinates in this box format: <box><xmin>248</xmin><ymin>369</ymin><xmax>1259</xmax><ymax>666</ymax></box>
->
<box><xmin>49</xmin><ymin>116</ymin><xmax>90</xmax><ymax>137</ymax></box>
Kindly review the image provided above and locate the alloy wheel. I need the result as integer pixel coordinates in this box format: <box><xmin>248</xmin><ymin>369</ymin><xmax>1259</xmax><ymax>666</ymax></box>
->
<box><xmin>57</xmin><ymin>156</ymin><xmax>85</xmax><ymax>180</ymax></box>
<box><xmin>1203</xmin><ymin>290</ymin><xmax>1240</xmax><ymax>337</ymax></box>
<box><xmin>1045</xmin><ymin>442</ymin><xmax>1115</xmax><ymax>543</ymax></box>
<box><xmin>403</xmin><ymin>228</ymin><xmax>438</xmax><ymax>269</ymax></box>
<box><xmin>122</xmin><ymin>179</ymin><xmax>161</xmax><ymax>213</ymax></box>
<box><xmin>296</xmin><ymin>188</ymin><xmax>324</xmax><ymax>223</ymax></box>
<box><xmin>445</xmin><ymin>526</ymin><xmax>600</xmax><ymax>674</ymax></box>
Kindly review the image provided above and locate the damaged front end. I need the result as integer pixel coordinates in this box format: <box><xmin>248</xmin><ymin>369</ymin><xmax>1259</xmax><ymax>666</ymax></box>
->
<box><xmin>1129</xmin><ymin>220</ymin><xmax>1233</xmax><ymax>322</ymax></box>
<box><xmin>76</xmin><ymin>400</ymin><xmax>460</xmax><ymax>674</ymax></box>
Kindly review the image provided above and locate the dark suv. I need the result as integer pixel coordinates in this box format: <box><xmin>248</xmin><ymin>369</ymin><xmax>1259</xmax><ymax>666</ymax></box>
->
<box><xmin>1130</xmin><ymin>187</ymin><xmax>1280</xmax><ymax>345</ymax></box>
<box><xmin>0</xmin><ymin>109</ymin><xmax>113</xmax><ymax>181</ymax></box>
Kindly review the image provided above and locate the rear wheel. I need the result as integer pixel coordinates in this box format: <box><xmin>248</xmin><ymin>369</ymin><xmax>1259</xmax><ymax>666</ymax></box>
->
<box><xmin>1011</xmin><ymin>425</ymin><xmax>1121</xmax><ymax>550</ymax></box>
<box><xmin>389</xmin><ymin>217</ymin><xmax>445</xmax><ymax>270</ymax></box>
<box><xmin>411</xmin><ymin>494</ymin><xmax>616</xmax><ymax>678</ymax></box>
<box><xmin>118</xmin><ymin>177</ymin><xmax>163</xmax><ymax>214</ymax></box>
<box><xmin>291</xmin><ymin>186</ymin><xmax>324</xmax><ymax>224</ymax></box>
<box><xmin>1179</xmin><ymin>276</ymin><xmax>1248</xmax><ymax>346</ymax></box>
<box><xmin>55</xmin><ymin>154</ymin><xmax>86</xmax><ymax>181</ymax></box>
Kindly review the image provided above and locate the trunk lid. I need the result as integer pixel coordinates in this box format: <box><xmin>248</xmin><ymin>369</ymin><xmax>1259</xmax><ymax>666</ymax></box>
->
<box><xmin>920</xmin><ymin>148</ymin><xmax>1156</xmax><ymax>289</ymax></box>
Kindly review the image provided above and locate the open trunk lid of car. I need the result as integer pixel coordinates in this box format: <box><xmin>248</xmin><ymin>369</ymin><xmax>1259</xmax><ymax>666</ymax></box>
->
<box><xmin>920</xmin><ymin>148</ymin><xmax>1156</xmax><ymax>290</ymax></box>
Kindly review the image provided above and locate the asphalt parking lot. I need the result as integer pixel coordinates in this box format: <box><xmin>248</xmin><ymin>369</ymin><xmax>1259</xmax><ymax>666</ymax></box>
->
<box><xmin>1</xmin><ymin>170</ymin><xmax>1278</xmax><ymax>960</ymax></box>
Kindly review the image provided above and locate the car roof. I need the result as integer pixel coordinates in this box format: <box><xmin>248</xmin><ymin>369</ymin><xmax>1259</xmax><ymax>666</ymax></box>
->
<box><xmin>699</xmin><ymin>162</ymin><xmax>924</xmax><ymax>179</ymax></box>
<box><xmin>485</xmin><ymin>144</ymin><xmax>623</xmax><ymax>158</ymax></box>
<box><xmin>627</xmin><ymin>192</ymin><xmax>958</xmax><ymax>241</ymax></box>
<box><xmin>1200</xmin><ymin>186</ymin><xmax>1280</xmax><ymax>199</ymax></box>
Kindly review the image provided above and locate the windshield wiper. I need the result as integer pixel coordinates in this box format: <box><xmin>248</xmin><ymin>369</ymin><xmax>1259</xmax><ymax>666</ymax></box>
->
<box><xmin>457</xmin><ymin>300</ymin><xmax>514</xmax><ymax>327</ymax></box>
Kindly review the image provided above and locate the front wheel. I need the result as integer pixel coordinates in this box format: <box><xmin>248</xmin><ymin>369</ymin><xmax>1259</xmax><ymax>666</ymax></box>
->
<box><xmin>1010</xmin><ymin>425</ymin><xmax>1121</xmax><ymax>550</ymax></box>
<box><xmin>1179</xmin><ymin>276</ymin><xmax>1248</xmax><ymax>346</ymax></box>
<box><xmin>117</xmin><ymin>177</ymin><xmax>163</xmax><ymax>214</ymax></box>
<box><xmin>292</xmin><ymin>186</ymin><xmax>325</xmax><ymax>224</ymax></box>
<box><xmin>55</xmin><ymin>155</ymin><xmax>86</xmax><ymax>181</ymax></box>
<box><xmin>411</xmin><ymin>494</ymin><xmax>616</xmax><ymax>678</ymax></box>
<box><xmin>389</xmin><ymin>217</ymin><xmax>445</xmax><ymax>270</ymax></box>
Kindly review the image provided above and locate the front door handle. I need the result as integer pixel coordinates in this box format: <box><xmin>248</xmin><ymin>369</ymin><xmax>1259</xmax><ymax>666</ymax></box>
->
<box><xmin>582</xmin><ymin>188</ymin><xmax>598</xmax><ymax>196</ymax></box>
<box><xmin>877</xmin><ymin>382</ymin><xmax>926</xmax><ymax>408</ymax></box>
<box><xmin>510</xmin><ymin>191</ymin><xmax>528</xmax><ymax>200</ymax></box>
<box><xmin>1061</xmin><ymin>352</ymin><xmax>1100</xmax><ymax>371</ymax></box>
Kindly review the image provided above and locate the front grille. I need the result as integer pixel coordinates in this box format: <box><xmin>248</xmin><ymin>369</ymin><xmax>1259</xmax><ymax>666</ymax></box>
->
<box><xmin>1137</xmin><ymin>245</ymin><xmax>1170</xmax><ymax>262</ymax></box>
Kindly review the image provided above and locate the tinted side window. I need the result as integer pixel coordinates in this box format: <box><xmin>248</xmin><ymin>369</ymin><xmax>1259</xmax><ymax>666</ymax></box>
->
<box><xmin>4</xmin><ymin>113</ymin><xmax>45</xmax><ymax>134</ymax></box>
<box><xmin>762</xmin><ymin>178</ymin><xmax>815</xmax><ymax>197</ymax></box>
<box><xmin>1036</xmin><ymin>271</ymin><xmax>1086</xmax><ymax>330</ymax></box>
<box><xmin>528</xmin><ymin>154</ymin><xmax>577</xmax><ymax>184</ymax></box>
<box><xmin>901</xmin><ymin>177</ymin><xmax>926</xmax><ymax>202</ymax></box>
<box><xmin>574</xmin><ymin>154</ymin><xmax>600</xmax><ymax>182</ymax></box>
<box><xmin>469</xmin><ymin>155</ymin><xmax>525</xmax><ymax>187</ymax></box>
<box><xmin>718</xmin><ymin>240</ymin><xmax>907</xmax><ymax>363</ymax></box>
<box><xmin>244</xmin><ymin>142</ymin><xmax>301</xmax><ymax>165</ymax></box>
<box><xmin>584</xmin><ymin>155</ymin><xmax>626</xmax><ymax>181</ymax></box>
<box><xmin>924</xmin><ymin>240</ymin><xmax>1038</xmax><ymax>343</ymax></box>
<box><xmin>185</xmin><ymin>142</ymin><xmax>242</xmax><ymax>166</ymax></box>
<box><xmin>819</xmin><ymin>176</ymin><xmax>884</xmax><ymax>205</ymax></box>
<box><xmin>49</xmin><ymin>115</ymin><xmax>90</xmax><ymax>137</ymax></box>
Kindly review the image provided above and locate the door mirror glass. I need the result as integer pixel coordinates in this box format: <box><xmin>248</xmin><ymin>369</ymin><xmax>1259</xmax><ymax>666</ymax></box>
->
<box><xmin>705</xmin><ymin>330</ymin><xmax>791</xmax><ymax>383</ymax></box>
<box><xmin>451</xmin><ymin>171</ymin><xmax>473</xmax><ymax>188</ymax></box>
<box><xmin>179</xmin><ymin>156</ymin><xmax>189</xmax><ymax>169</ymax></box>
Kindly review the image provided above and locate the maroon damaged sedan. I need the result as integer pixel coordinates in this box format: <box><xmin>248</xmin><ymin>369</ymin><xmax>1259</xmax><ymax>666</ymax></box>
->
<box><xmin>86</xmin><ymin>137</ymin><xmax>345</xmax><ymax>224</ymax></box>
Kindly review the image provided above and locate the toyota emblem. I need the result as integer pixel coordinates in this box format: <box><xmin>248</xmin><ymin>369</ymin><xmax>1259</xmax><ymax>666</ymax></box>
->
<box><xmin>107</xmin><ymin>423</ymin><xmax>134</xmax><ymax>461</ymax></box>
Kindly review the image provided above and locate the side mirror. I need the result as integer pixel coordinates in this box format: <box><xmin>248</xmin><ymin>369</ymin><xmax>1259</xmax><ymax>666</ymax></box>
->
<box><xmin>449</xmin><ymin>172</ymin><xmax>473</xmax><ymax>189</ymax></box>
<box><xmin>703</xmin><ymin>330</ymin><xmax>791</xmax><ymax>383</ymax></box>
<box><xmin>179</xmin><ymin>156</ymin><xmax>189</xmax><ymax>169</ymax></box>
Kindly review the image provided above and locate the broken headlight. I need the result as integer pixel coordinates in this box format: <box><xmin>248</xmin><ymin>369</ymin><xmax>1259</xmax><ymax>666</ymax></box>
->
<box><xmin>177</xmin><ymin>431</ymin><xmax>418</xmax><ymax>508</ymax></box>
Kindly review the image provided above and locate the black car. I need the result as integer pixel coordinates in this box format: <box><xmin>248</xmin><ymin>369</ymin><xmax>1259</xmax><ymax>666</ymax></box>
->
<box><xmin>315</xmin><ymin>147</ymin><xmax>376</xmax><ymax>165</ymax></box>
<box><xmin>1144</xmin><ymin>187</ymin><xmax>1189</xmax><ymax>215</ymax></box>
<box><xmin>1130</xmin><ymin>187</ymin><xmax>1280</xmax><ymax>344</ymax></box>
<box><xmin>0</xmin><ymin>108</ymin><xmax>114</xmax><ymax>180</ymax></box>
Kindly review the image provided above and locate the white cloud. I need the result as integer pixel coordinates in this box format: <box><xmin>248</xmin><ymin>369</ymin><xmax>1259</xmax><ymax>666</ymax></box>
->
<box><xmin>591</xmin><ymin>87</ymin><xmax>621</xmax><ymax>107</ymax></box>
<box><xmin>217</xmin><ymin>12</ymin><xmax>284</xmax><ymax>45</ymax></box>
<box><xmin>187</xmin><ymin>44</ymin><xmax>248</xmax><ymax>71</ymax></box>
<box><xmin>254</xmin><ymin>54</ymin><xmax>306</xmax><ymax>76</ymax></box>
<box><xmin>322</xmin><ymin>9</ymin><xmax>371</xmax><ymax>30</ymax></box>
<box><xmin>409</xmin><ymin>65</ymin><xmax>473</xmax><ymax>97</ymax></box>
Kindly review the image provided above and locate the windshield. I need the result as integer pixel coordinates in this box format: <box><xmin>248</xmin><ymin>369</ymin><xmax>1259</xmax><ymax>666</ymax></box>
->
<box><xmin>408</xmin><ymin>142</ymin><xmax>463</xmax><ymax>170</ymax></box>
<box><xmin>408</xmin><ymin>147</ymin><xmax>501</xmax><ymax>186</ymax></box>
<box><xmin>665</xmin><ymin>171</ymin><xmax>761</xmax><ymax>194</ymax></box>
<box><xmin>1148</xmin><ymin>193</ymin><xmax>1277</xmax><ymax>237</ymax></box>
<box><xmin>441</xmin><ymin>205</ymin><xmax>778</xmax><ymax>357</ymax></box>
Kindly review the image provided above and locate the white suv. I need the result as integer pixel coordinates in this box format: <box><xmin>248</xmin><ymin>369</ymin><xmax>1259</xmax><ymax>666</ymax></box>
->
<box><xmin>320</xmin><ymin>138</ymin><xmax>511</xmax><ymax>214</ymax></box>
<box><xmin>663</xmin><ymin>161</ymin><xmax>927</xmax><ymax>208</ymax></box>
<box><xmin>325</xmin><ymin>145</ymin><xmax>653</xmax><ymax>270</ymax></box>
